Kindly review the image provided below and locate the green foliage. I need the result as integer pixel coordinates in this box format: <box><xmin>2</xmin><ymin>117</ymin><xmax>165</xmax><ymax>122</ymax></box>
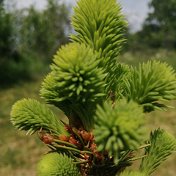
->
<box><xmin>131</xmin><ymin>0</ymin><xmax>176</xmax><ymax>49</ymax></box>
<box><xmin>37</xmin><ymin>152</ymin><xmax>81</xmax><ymax>176</ymax></box>
<box><xmin>9</xmin><ymin>0</ymin><xmax>176</xmax><ymax>175</ymax></box>
<box><xmin>0</xmin><ymin>4</ymin><xmax>13</xmax><ymax>58</ymax></box>
<box><xmin>114</xmin><ymin>63</ymin><xmax>130</xmax><ymax>99</ymax></box>
<box><xmin>124</xmin><ymin>60</ymin><xmax>176</xmax><ymax>112</ymax></box>
<box><xmin>11</xmin><ymin>99</ymin><xmax>67</xmax><ymax>135</ymax></box>
<box><xmin>20</xmin><ymin>0</ymin><xmax>70</xmax><ymax>63</ymax></box>
<box><xmin>0</xmin><ymin>3</ymin><xmax>26</xmax><ymax>85</ymax></box>
<box><xmin>0</xmin><ymin>0</ymin><xmax>70</xmax><ymax>86</ymax></box>
<box><xmin>147</xmin><ymin>0</ymin><xmax>176</xmax><ymax>48</ymax></box>
<box><xmin>71</xmin><ymin>0</ymin><xmax>127</xmax><ymax>94</ymax></box>
<box><xmin>140</xmin><ymin>129</ymin><xmax>176</xmax><ymax>175</ymax></box>
<box><xmin>72</xmin><ymin>0</ymin><xmax>126</xmax><ymax>59</ymax></box>
<box><xmin>41</xmin><ymin>43</ymin><xmax>106</xmax><ymax>130</ymax></box>
<box><xmin>94</xmin><ymin>99</ymin><xmax>145</xmax><ymax>162</ymax></box>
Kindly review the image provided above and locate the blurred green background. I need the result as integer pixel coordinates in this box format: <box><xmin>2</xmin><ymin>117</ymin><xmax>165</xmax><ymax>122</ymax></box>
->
<box><xmin>0</xmin><ymin>0</ymin><xmax>176</xmax><ymax>175</ymax></box>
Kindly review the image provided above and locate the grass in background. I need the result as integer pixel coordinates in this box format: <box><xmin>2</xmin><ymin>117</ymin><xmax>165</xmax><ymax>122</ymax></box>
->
<box><xmin>1</xmin><ymin>50</ymin><xmax>176</xmax><ymax>175</ymax></box>
<box><xmin>0</xmin><ymin>77</ymin><xmax>65</xmax><ymax>176</ymax></box>
<box><xmin>120</xmin><ymin>49</ymin><xmax>176</xmax><ymax>69</ymax></box>
<box><xmin>0</xmin><ymin>79</ymin><xmax>44</xmax><ymax>176</ymax></box>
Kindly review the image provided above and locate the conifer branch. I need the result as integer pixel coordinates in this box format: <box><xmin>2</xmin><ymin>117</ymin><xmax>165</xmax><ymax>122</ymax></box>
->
<box><xmin>10</xmin><ymin>98</ymin><xmax>67</xmax><ymax>136</ymax></box>
<box><xmin>94</xmin><ymin>99</ymin><xmax>145</xmax><ymax>163</ymax></box>
<box><xmin>40</xmin><ymin>43</ymin><xmax>106</xmax><ymax>130</ymax></box>
<box><xmin>140</xmin><ymin>128</ymin><xmax>176</xmax><ymax>175</ymax></box>
<box><xmin>124</xmin><ymin>60</ymin><xmax>176</xmax><ymax>112</ymax></box>
<box><xmin>71</xmin><ymin>0</ymin><xmax>127</xmax><ymax>95</ymax></box>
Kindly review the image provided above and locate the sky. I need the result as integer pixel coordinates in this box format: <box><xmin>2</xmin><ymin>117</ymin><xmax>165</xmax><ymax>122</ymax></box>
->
<box><xmin>118</xmin><ymin>0</ymin><xmax>150</xmax><ymax>31</ymax></box>
<box><xmin>10</xmin><ymin>0</ymin><xmax>150</xmax><ymax>32</ymax></box>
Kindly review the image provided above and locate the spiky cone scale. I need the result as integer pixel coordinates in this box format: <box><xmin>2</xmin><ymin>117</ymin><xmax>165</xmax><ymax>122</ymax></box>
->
<box><xmin>140</xmin><ymin>129</ymin><xmax>176</xmax><ymax>175</ymax></box>
<box><xmin>37</xmin><ymin>152</ymin><xmax>81</xmax><ymax>176</ymax></box>
<box><xmin>10</xmin><ymin>98</ymin><xmax>68</xmax><ymax>136</ymax></box>
<box><xmin>40</xmin><ymin>43</ymin><xmax>106</xmax><ymax>130</ymax></box>
<box><xmin>94</xmin><ymin>99</ymin><xmax>145</xmax><ymax>163</ymax></box>
<box><xmin>71</xmin><ymin>0</ymin><xmax>127</xmax><ymax>94</ymax></box>
<box><xmin>124</xmin><ymin>60</ymin><xmax>176</xmax><ymax>112</ymax></box>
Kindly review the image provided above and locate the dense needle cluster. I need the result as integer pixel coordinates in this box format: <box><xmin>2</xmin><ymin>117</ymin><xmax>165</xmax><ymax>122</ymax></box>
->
<box><xmin>10</xmin><ymin>0</ymin><xmax>176</xmax><ymax>175</ymax></box>
<box><xmin>41</xmin><ymin>43</ymin><xmax>106</xmax><ymax>130</ymax></box>
<box><xmin>94</xmin><ymin>100</ymin><xmax>145</xmax><ymax>163</ymax></box>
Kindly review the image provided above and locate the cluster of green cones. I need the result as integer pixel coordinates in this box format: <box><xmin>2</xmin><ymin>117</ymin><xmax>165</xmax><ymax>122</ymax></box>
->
<box><xmin>10</xmin><ymin>0</ymin><xmax>176</xmax><ymax>175</ymax></box>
